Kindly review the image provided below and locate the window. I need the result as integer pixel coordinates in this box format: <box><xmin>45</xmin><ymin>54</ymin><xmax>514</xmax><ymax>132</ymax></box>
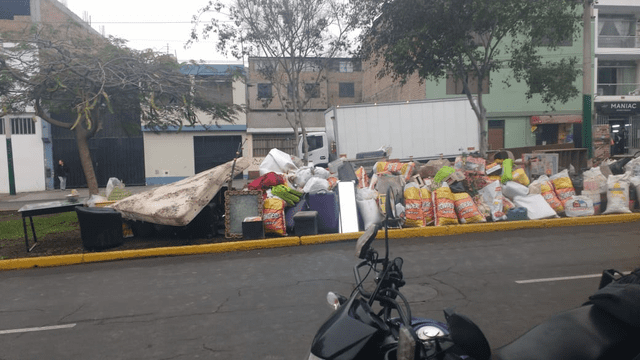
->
<box><xmin>302</xmin><ymin>61</ymin><xmax>321</xmax><ymax>72</ymax></box>
<box><xmin>307</xmin><ymin>135</ymin><xmax>323</xmax><ymax>152</ymax></box>
<box><xmin>304</xmin><ymin>83</ymin><xmax>320</xmax><ymax>98</ymax></box>
<box><xmin>257</xmin><ymin>83</ymin><xmax>272</xmax><ymax>99</ymax></box>
<box><xmin>339</xmin><ymin>82</ymin><xmax>355</xmax><ymax>98</ymax></box>
<box><xmin>339</xmin><ymin>61</ymin><xmax>353</xmax><ymax>73</ymax></box>
<box><xmin>598</xmin><ymin>61</ymin><xmax>637</xmax><ymax>96</ymax></box>
<box><xmin>446</xmin><ymin>72</ymin><xmax>490</xmax><ymax>95</ymax></box>
<box><xmin>598</xmin><ymin>15</ymin><xmax>636</xmax><ymax>48</ymax></box>
<box><xmin>532</xmin><ymin>26</ymin><xmax>573</xmax><ymax>47</ymax></box>
<box><xmin>0</xmin><ymin>0</ymin><xmax>30</xmax><ymax>20</ymax></box>
<box><xmin>11</xmin><ymin>117</ymin><xmax>36</xmax><ymax>135</ymax></box>
<box><xmin>0</xmin><ymin>119</ymin><xmax>4</xmax><ymax>134</ymax></box>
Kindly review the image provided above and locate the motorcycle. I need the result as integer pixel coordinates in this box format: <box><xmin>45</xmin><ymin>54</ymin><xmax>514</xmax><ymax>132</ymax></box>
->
<box><xmin>307</xmin><ymin>189</ymin><xmax>640</xmax><ymax>360</ymax></box>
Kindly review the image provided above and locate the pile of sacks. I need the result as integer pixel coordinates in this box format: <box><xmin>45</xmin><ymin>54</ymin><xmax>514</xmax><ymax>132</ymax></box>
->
<box><xmin>247</xmin><ymin>149</ymin><xmax>640</xmax><ymax>236</ymax></box>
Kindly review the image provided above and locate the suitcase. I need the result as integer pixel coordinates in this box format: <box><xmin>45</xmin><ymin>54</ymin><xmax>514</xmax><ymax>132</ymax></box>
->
<box><xmin>307</xmin><ymin>192</ymin><xmax>340</xmax><ymax>234</ymax></box>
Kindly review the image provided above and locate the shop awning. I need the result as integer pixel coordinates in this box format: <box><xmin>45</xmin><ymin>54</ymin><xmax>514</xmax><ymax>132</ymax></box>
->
<box><xmin>530</xmin><ymin>115</ymin><xmax>582</xmax><ymax>125</ymax></box>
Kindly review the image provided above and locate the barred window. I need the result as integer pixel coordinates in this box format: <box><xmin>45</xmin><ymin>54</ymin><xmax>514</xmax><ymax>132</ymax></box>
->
<box><xmin>11</xmin><ymin>117</ymin><xmax>36</xmax><ymax>135</ymax></box>
<box><xmin>339</xmin><ymin>82</ymin><xmax>355</xmax><ymax>98</ymax></box>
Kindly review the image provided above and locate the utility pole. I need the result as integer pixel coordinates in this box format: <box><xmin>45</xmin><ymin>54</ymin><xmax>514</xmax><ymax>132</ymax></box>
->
<box><xmin>582</xmin><ymin>0</ymin><xmax>593</xmax><ymax>158</ymax></box>
<box><xmin>4</xmin><ymin>118</ymin><xmax>16</xmax><ymax>195</ymax></box>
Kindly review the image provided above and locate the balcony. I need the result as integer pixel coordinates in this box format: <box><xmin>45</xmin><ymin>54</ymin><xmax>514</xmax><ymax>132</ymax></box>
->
<box><xmin>597</xmin><ymin>83</ymin><xmax>640</xmax><ymax>96</ymax></box>
<box><xmin>598</xmin><ymin>35</ymin><xmax>640</xmax><ymax>48</ymax></box>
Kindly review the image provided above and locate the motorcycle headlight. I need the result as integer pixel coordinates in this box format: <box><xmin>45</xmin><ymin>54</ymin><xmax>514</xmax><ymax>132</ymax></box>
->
<box><xmin>307</xmin><ymin>352</ymin><xmax>325</xmax><ymax>360</ymax></box>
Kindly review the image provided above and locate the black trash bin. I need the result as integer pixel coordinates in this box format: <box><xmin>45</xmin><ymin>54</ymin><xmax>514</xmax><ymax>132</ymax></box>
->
<box><xmin>75</xmin><ymin>206</ymin><xmax>124</xmax><ymax>251</ymax></box>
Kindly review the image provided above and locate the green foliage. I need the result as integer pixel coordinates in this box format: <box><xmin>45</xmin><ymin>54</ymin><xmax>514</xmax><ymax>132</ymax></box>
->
<box><xmin>0</xmin><ymin>212</ymin><xmax>78</xmax><ymax>241</ymax></box>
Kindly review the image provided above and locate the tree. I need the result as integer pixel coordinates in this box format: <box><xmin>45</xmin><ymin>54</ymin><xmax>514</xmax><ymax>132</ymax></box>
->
<box><xmin>190</xmin><ymin>0</ymin><xmax>354</xmax><ymax>163</ymax></box>
<box><xmin>1</xmin><ymin>21</ymin><xmax>242</xmax><ymax>195</ymax></box>
<box><xmin>352</xmin><ymin>0</ymin><xmax>583</xmax><ymax>156</ymax></box>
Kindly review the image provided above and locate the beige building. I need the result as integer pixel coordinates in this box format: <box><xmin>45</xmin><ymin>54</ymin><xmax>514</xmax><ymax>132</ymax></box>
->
<box><xmin>246</xmin><ymin>57</ymin><xmax>363</xmax><ymax>156</ymax></box>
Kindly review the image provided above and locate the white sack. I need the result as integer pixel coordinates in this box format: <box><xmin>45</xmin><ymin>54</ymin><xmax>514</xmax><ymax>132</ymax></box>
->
<box><xmin>259</xmin><ymin>148</ymin><xmax>299</xmax><ymax>175</ymax></box>
<box><xmin>502</xmin><ymin>181</ymin><xmax>529</xmax><ymax>200</ymax></box>
<box><xmin>293</xmin><ymin>167</ymin><xmax>313</xmax><ymax>188</ymax></box>
<box><xmin>478</xmin><ymin>180</ymin><xmax>507</xmax><ymax>221</ymax></box>
<box><xmin>582</xmin><ymin>167</ymin><xmax>608</xmax><ymax>195</ymax></box>
<box><xmin>512</xmin><ymin>194</ymin><xmax>558</xmax><ymax>220</ymax></box>
<box><xmin>603</xmin><ymin>174</ymin><xmax>631</xmax><ymax>214</ymax></box>
<box><xmin>564</xmin><ymin>195</ymin><xmax>595</xmax><ymax>217</ymax></box>
<box><xmin>625</xmin><ymin>157</ymin><xmax>640</xmax><ymax>177</ymax></box>
<box><xmin>303</xmin><ymin>177</ymin><xmax>330</xmax><ymax>194</ymax></box>
<box><xmin>313</xmin><ymin>167</ymin><xmax>331</xmax><ymax>179</ymax></box>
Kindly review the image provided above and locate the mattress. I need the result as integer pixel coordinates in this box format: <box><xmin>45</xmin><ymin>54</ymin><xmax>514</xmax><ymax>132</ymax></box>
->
<box><xmin>113</xmin><ymin>157</ymin><xmax>251</xmax><ymax>226</ymax></box>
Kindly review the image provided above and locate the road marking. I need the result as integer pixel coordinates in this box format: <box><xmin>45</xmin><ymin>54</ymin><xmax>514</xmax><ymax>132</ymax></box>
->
<box><xmin>516</xmin><ymin>271</ymin><xmax>631</xmax><ymax>284</ymax></box>
<box><xmin>0</xmin><ymin>323</ymin><xmax>76</xmax><ymax>335</ymax></box>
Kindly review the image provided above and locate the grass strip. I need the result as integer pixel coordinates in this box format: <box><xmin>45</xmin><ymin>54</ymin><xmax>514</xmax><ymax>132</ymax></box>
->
<box><xmin>0</xmin><ymin>212</ymin><xmax>79</xmax><ymax>241</ymax></box>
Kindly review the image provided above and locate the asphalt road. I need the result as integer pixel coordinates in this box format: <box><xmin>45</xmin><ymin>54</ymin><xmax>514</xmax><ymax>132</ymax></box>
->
<box><xmin>1</xmin><ymin>223</ymin><xmax>639</xmax><ymax>359</ymax></box>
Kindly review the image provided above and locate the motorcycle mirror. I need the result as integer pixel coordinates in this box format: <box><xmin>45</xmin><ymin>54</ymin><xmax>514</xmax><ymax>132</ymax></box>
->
<box><xmin>355</xmin><ymin>224</ymin><xmax>379</xmax><ymax>259</ymax></box>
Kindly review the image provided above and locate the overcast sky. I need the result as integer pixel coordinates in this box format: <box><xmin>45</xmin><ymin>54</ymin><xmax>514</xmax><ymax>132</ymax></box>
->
<box><xmin>65</xmin><ymin>0</ymin><xmax>239</xmax><ymax>64</ymax></box>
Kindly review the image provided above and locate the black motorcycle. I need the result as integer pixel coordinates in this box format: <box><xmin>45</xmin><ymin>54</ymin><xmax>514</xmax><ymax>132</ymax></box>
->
<box><xmin>307</xmin><ymin>190</ymin><xmax>640</xmax><ymax>360</ymax></box>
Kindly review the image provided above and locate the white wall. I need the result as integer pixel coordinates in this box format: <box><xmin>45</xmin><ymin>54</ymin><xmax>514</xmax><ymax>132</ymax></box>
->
<box><xmin>0</xmin><ymin>116</ymin><xmax>46</xmax><ymax>193</ymax></box>
<box><xmin>144</xmin><ymin>132</ymin><xmax>196</xmax><ymax>179</ymax></box>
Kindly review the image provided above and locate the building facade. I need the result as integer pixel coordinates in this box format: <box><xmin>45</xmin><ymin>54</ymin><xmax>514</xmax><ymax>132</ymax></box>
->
<box><xmin>593</xmin><ymin>0</ymin><xmax>640</xmax><ymax>155</ymax></box>
<box><xmin>142</xmin><ymin>64</ymin><xmax>247</xmax><ymax>185</ymax></box>
<box><xmin>246</xmin><ymin>57</ymin><xmax>363</xmax><ymax>156</ymax></box>
<box><xmin>1</xmin><ymin>0</ymin><xmax>102</xmax><ymax>193</ymax></box>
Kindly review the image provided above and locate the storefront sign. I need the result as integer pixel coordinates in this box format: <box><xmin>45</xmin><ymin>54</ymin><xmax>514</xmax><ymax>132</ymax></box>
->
<box><xmin>595</xmin><ymin>102</ymin><xmax>640</xmax><ymax>115</ymax></box>
<box><xmin>530</xmin><ymin>115</ymin><xmax>582</xmax><ymax>125</ymax></box>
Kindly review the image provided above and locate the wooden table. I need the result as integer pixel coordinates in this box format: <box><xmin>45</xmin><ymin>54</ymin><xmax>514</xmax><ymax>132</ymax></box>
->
<box><xmin>18</xmin><ymin>200</ymin><xmax>83</xmax><ymax>252</ymax></box>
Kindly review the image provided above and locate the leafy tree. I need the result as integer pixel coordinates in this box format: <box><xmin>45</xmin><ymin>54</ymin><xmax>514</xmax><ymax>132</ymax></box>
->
<box><xmin>1</xmin><ymin>21</ymin><xmax>242</xmax><ymax>194</ymax></box>
<box><xmin>352</xmin><ymin>0</ymin><xmax>583</xmax><ymax>156</ymax></box>
<box><xmin>190</xmin><ymin>0</ymin><xmax>354</xmax><ymax>163</ymax></box>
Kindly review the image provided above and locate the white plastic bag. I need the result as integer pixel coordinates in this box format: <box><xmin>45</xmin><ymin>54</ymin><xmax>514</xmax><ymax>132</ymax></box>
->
<box><xmin>625</xmin><ymin>157</ymin><xmax>640</xmax><ymax>177</ymax></box>
<box><xmin>603</xmin><ymin>174</ymin><xmax>631</xmax><ymax>214</ymax></box>
<box><xmin>259</xmin><ymin>148</ymin><xmax>299</xmax><ymax>175</ymax></box>
<box><xmin>293</xmin><ymin>167</ymin><xmax>313</xmax><ymax>188</ymax></box>
<box><xmin>502</xmin><ymin>181</ymin><xmax>529</xmax><ymax>200</ymax></box>
<box><xmin>512</xmin><ymin>194</ymin><xmax>558</xmax><ymax>220</ymax></box>
<box><xmin>105</xmin><ymin>177</ymin><xmax>124</xmax><ymax>199</ymax></box>
<box><xmin>303</xmin><ymin>177</ymin><xmax>330</xmax><ymax>194</ymax></box>
<box><xmin>478</xmin><ymin>180</ymin><xmax>507</xmax><ymax>221</ymax></box>
<box><xmin>582</xmin><ymin>167</ymin><xmax>608</xmax><ymax>194</ymax></box>
<box><xmin>86</xmin><ymin>194</ymin><xmax>108</xmax><ymax>207</ymax></box>
<box><xmin>313</xmin><ymin>167</ymin><xmax>331</xmax><ymax>179</ymax></box>
<box><xmin>564</xmin><ymin>195</ymin><xmax>595</xmax><ymax>217</ymax></box>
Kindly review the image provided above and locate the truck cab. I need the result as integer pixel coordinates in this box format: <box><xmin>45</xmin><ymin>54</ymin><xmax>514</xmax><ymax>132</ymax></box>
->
<box><xmin>298</xmin><ymin>132</ymin><xmax>330</xmax><ymax>167</ymax></box>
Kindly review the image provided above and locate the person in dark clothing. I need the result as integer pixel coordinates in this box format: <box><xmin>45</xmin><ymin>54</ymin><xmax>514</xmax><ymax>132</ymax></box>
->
<box><xmin>56</xmin><ymin>159</ymin><xmax>69</xmax><ymax>190</ymax></box>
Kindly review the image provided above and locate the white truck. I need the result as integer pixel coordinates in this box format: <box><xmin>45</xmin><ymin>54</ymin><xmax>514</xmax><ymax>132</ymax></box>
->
<box><xmin>298</xmin><ymin>97</ymin><xmax>479</xmax><ymax>167</ymax></box>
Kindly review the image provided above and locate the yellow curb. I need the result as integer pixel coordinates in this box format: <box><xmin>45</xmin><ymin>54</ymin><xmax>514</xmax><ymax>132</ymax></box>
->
<box><xmin>0</xmin><ymin>253</ymin><xmax>84</xmax><ymax>271</ymax></box>
<box><xmin>301</xmin><ymin>232</ymin><xmax>361</xmax><ymax>246</ymax></box>
<box><xmin>1</xmin><ymin>213</ymin><xmax>639</xmax><ymax>271</ymax></box>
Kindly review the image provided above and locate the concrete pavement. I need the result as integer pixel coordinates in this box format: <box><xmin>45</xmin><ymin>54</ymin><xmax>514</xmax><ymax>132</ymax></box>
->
<box><xmin>2</xmin><ymin>184</ymin><xmax>640</xmax><ymax>271</ymax></box>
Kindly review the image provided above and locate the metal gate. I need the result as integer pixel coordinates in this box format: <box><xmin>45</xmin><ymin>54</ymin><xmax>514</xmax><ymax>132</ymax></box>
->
<box><xmin>193</xmin><ymin>135</ymin><xmax>242</xmax><ymax>174</ymax></box>
<box><xmin>595</xmin><ymin>114</ymin><xmax>640</xmax><ymax>152</ymax></box>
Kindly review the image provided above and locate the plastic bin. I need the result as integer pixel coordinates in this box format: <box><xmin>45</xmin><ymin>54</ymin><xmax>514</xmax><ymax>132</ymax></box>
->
<box><xmin>75</xmin><ymin>206</ymin><xmax>124</xmax><ymax>250</ymax></box>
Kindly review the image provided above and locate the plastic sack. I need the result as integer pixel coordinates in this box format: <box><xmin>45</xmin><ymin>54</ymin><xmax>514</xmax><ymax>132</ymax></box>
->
<box><xmin>374</xmin><ymin>161</ymin><xmax>416</xmax><ymax>182</ymax></box>
<box><xmin>106</xmin><ymin>177</ymin><xmax>124</xmax><ymax>200</ymax></box>
<box><xmin>503</xmin><ymin>197</ymin><xmax>515</xmax><ymax>213</ymax></box>
<box><xmin>263</xmin><ymin>198</ymin><xmax>287</xmax><ymax>236</ymax></box>
<box><xmin>512</xmin><ymin>194</ymin><xmax>558</xmax><ymax>220</ymax></box>
<box><xmin>453</xmin><ymin>192</ymin><xmax>486</xmax><ymax>224</ymax></box>
<box><xmin>432</xmin><ymin>186</ymin><xmax>459</xmax><ymax>226</ymax></box>
<box><xmin>355</xmin><ymin>166</ymin><xmax>370</xmax><ymax>189</ymax></box>
<box><xmin>473</xmin><ymin>194</ymin><xmax>492</xmax><ymax>220</ymax></box>
<box><xmin>602</xmin><ymin>174</ymin><xmax>632</xmax><ymax>215</ymax></box>
<box><xmin>529</xmin><ymin>175</ymin><xmax>564</xmax><ymax>214</ymax></box>
<box><xmin>581</xmin><ymin>190</ymin><xmax>602</xmax><ymax>215</ymax></box>
<box><xmin>404</xmin><ymin>185</ymin><xmax>424</xmax><ymax>227</ymax></box>
<box><xmin>502</xmin><ymin>181</ymin><xmax>529</xmax><ymax>200</ymax></box>
<box><xmin>564</xmin><ymin>195</ymin><xmax>595</xmax><ymax>217</ymax></box>
<box><xmin>420</xmin><ymin>188</ymin><xmax>434</xmax><ymax>226</ymax></box>
<box><xmin>550</xmin><ymin>169</ymin><xmax>576</xmax><ymax>207</ymax></box>
<box><xmin>293</xmin><ymin>167</ymin><xmax>314</xmax><ymax>188</ymax></box>
<box><xmin>512</xmin><ymin>168</ymin><xmax>530</xmax><ymax>186</ymax></box>
<box><xmin>582</xmin><ymin>167</ymin><xmax>608</xmax><ymax>194</ymax></box>
<box><xmin>478</xmin><ymin>180</ymin><xmax>507</xmax><ymax>221</ymax></box>
<box><xmin>303</xmin><ymin>177</ymin><xmax>330</xmax><ymax>194</ymax></box>
<box><xmin>259</xmin><ymin>148</ymin><xmax>298</xmax><ymax>175</ymax></box>
<box><xmin>86</xmin><ymin>194</ymin><xmax>108</xmax><ymax>207</ymax></box>
<box><xmin>313</xmin><ymin>167</ymin><xmax>331</xmax><ymax>179</ymax></box>
<box><xmin>357</xmin><ymin>188</ymin><xmax>383</xmax><ymax>230</ymax></box>
<box><xmin>625</xmin><ymin>157</ymin><xmax>640</xmax><ymax>177</ymax></box>
<box><xmin>501</xmin><ymin>159</ymin><xmax>514</xmax><ymax>183</ymax></box>
<box><xmin>454</xmin><ymin>156</ymin><xmax>486</xmax><ymax>174</ymax></box>
<box><xmin>632</xmin><ymin>176</ymin><xmax>640</xmax><ymax>204</ymax></box>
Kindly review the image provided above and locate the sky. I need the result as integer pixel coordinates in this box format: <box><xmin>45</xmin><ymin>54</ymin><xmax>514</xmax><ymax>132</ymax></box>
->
<box><xmin>64</xmin><ymin>0</ymin><xmax>240</xmax><ymax>64</ymax></box>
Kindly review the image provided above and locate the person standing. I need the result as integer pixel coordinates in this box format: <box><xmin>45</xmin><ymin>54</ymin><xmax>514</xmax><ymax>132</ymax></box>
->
<box><xmin>56</xmin><ymin>159</ymin><xmax>69</xmax><ymax>190</ymax></box>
